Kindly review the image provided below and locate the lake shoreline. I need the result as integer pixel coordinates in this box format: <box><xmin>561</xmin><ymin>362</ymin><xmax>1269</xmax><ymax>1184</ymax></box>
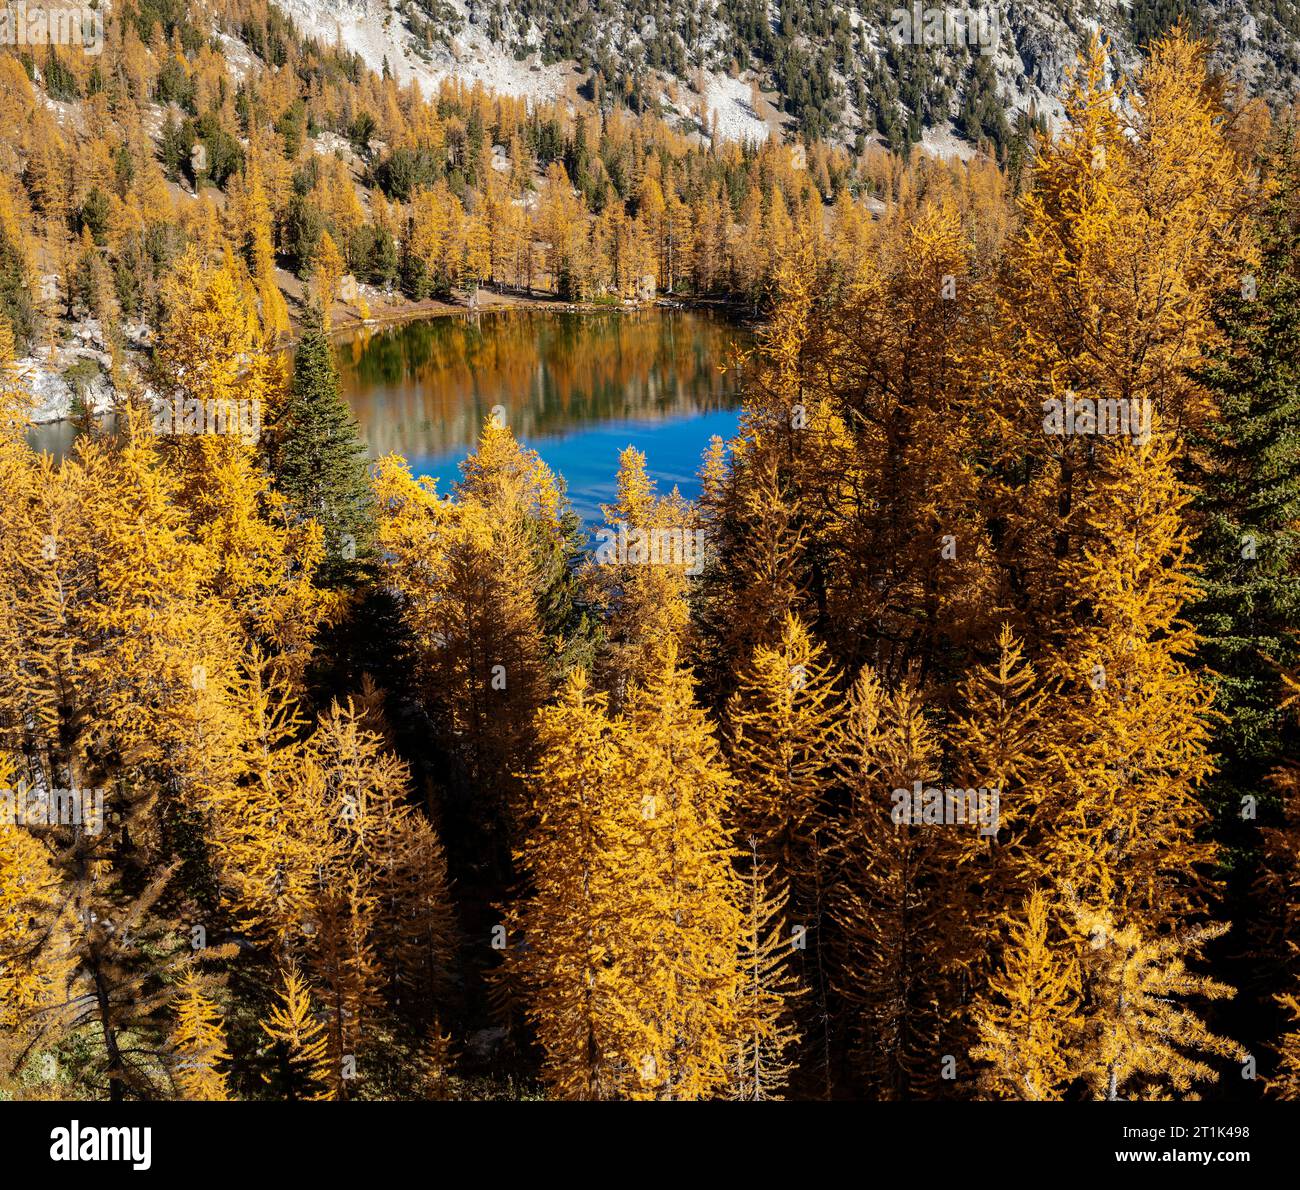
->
<box><xmin>315</xmin><ymin>289</ymin><xmax>760</xmax><ymax>349</ymax></box>
<box><xmin>26</xmin><ymin>294</ymin><xmax>758</xmax><ymax>428</ymax></box>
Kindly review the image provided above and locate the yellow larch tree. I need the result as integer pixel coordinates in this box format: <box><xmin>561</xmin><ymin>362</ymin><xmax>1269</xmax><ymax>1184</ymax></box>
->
<box><xmin>1036</xmin><ymin>429</ymin><xmax>1217</xmax><ymax>925</ymax></box>
<box><xmin>1271</xmin><ymin>993</ymin><xmax>1300</xmax><ymax>1099</ymax></box>
<box><xmin>154</xmin><ymin>246</ymin><xmax>263</xmax><ymax>423</ymax></box>
<box><xmin>821</xmin><ymin>197</ymin><xmax>996</xmax><ymax>689</ymax></box>
<box><xmin>969</xmin><ymin>890</ymin><xmax>1081</xmax><ymax>1101</ymax></box>
<box><xmin>209</xmin><ymin>656</ymin><xmax>331</xmax><ymax>952</ymax></box>
<box><xmin>183</xmin><ymin>418</ymin><xmax>333</xmax><ymax>676</ymax></box>
<box><xmin>169</xmin><ymin>972</ymin><xmax>231</xmax><ymax>1101</ymax></box>
<box><xmin>374</xmin><ymin>425</ymin><xmax>554</xmax><ymax>859</ymax></box>
<box><xmin>943</xmin><ymin>625</ymin><xmax>1053</xmax><ymax>993</ymax></box>
<box><xmin>536</xmin><ymin>163</ymin><xmax>588</xmax><ymax>298</ymax></box>
<box><xmin>0</xmin><ymin>393</ymin><xmax>244</xmax><ymax>1096</ymax></box>
<box><xmin>214</xmin><ymin>683</ymin><xmax>423</xmax><ymax>1093</ymax></box>
<box><xmin>305</xmin><ymin>702</ymin><xmax>427</xmax><ymax>1067</ymax></box>
<box><xmin>1071</xmin><ymin>901</ymin><xmax>1243</xmax><ymax>1100</ymax></box>
<box><xmin>592</xmin><ymin>446</ymin><xmax>696</xmax><ymax>698</ymax></box>
<box><xmin>948</xmin><ymin>626</ymin><xmax>1049</xmax><ymax>872</ymax></box>
<box><xmin>311</xmin><ymin>230</ymin><xmax>346</xmax><ymax>329</ymax></box>
<box><xmin>988</xmin><ymin>31</ymin><xmax>1255</xmax><ymax>627</ymax></box>
<box><xmin>460</xmin><ymin>212</ymin><xmax>491</xmax><ymax>291</ymax></box>
<box><xmin>726</xmin><ymin>612</ymin><xmax>839</xmax><ymax>889</ymax></box>
<box><xmin>725</xmin><ymin>611</ymin><xmax>839</xmax><ymax>1090</ymax></box>
<box><xmin>419</xmin><ymin>1020</ymin><xmax>458</xmax><ymax>1100</ymax></box>
<box><xmin>371</xmin><ymin>813</ymin><xmax>459</xmax><ymax>1018</ymax></box>
<box><xmin>310</xmin><ymin>871</ymin><xmax>380</xmax><ymax>1101</ymax></box>
<box><xmin>0</xmin><ymin>756</ymin><xmax>76</xmax><ymax>1080</ymax></box>
<box><xmin>261</xmin><ymin>964</ymin><xmax>332</xmax><ymax>1101</ymax></box>
<box><xmin>154</xmin><ymin>250</ymin><xmax>333</xmax><ymax>674</ymax></box>
<box><xmin>730</xmin><ymin>839</ymin><xmax>803</xmax><ymax>1101</ymax></box>
<box><xmin>406</xmin><ymin>183</ymin><xmax>462</xmax><ymax>295</ymax></box>
<box><xmin>831</xmin><ymin>667</ymin><xmax>962</xmax><ymax>1099</ymax></box>
<box><xmin>610</xmin><ymin>646</ymin><xmax>742</xmax><ymax>1099</ymax></box>
<box><xmin>969</xmin><ymin>36</ymin><xmax>1254</xmax><ymax>1079</ymax></box>
<box><xmin>695</xmin><ymin>442</ymin><xmax>809</xmax><ymax>703</ymax></box>
<box><xmin>515</xmin><ymin>669</ymin><xmax>624</xmax><ymax>1099</ymax></box>
<box><xmin>242</xmin><ymin>149</ymin><xmax>290</xmax><ymax>343</ymax></box>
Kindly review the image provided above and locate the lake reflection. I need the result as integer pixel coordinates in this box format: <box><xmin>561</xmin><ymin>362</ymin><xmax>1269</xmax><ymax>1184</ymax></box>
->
<box><xmin>336</xmin><ymin>307</ymin><xmax>750</xmax><ymax>521</ymax></box>
<box><xmin>25</xmin><ymin>309</ymin><xmax>751</xmax><ymax>528</ymax></box>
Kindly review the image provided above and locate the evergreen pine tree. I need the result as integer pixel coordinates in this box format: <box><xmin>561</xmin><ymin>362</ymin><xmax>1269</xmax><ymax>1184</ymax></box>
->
<box><xmin>1188</xmin><ymin>130</ymin><xmax>1300</xmax><ymax>843</ymax></box>
<box><xmin>272</xmin><ymin>303</ymin><xmax>375</xmax><ymax>587</ymax></box>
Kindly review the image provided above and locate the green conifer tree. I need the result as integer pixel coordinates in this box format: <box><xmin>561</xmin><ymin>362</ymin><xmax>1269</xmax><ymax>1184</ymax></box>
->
<box><xmin>1188</xmin><ymin>130</ymin><xmax>1300</xmax><ymax>850</ymax></box>
<box><xmin>271</xmin><ymin>302</ymin><xmax>375</xmax><ymax>587</ymax></box>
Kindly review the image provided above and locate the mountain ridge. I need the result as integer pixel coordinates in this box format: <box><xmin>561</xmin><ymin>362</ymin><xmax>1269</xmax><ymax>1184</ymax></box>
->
<box><xmin>271</xmin><ymin>0</ymin><xmax>1300</xmax><ymax>153</ymax></box>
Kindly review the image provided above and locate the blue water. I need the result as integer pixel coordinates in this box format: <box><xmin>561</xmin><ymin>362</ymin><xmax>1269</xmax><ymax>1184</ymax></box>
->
<box><xmin>335</xmin><ymin>307</ymin><xmax>749</xmax><ymax>524</ymax></box>
<box><xmin>404</xmin><ymin>409</ymin><xmax>739</xmax><ymax>523</ymax></box>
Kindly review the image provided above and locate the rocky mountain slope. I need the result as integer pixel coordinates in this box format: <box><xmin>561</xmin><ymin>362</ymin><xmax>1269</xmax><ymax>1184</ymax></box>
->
<box><xmin>272</xmin><ymin>0</ymin><xmax>1300</xmax><ymax>151</ymax></box>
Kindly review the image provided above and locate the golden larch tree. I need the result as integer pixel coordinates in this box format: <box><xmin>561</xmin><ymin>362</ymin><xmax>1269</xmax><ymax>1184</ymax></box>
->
<box><xmin>1071</xmin><ymin>901</ymin><xmax>1243</xmax><ymax>1100</ymax></box>
<box><xmin>610</xmin><ymin>646</ymin><xmax>742</xmax><ymax>1100</ymax></box>
<box><xmin>515</xmin><ymin>669</ymin><xmax>624</xmax><ymax>1099</ymax></box>
<box><xmin>969</xmin><ymin>890</ymin><xmax>1081</xmax><ymax>1101</ymax></box>
<box><xmin>261</xmin><ymin>964</ymin><xmax>332</xmax><ymax>1102</ymax></box>
<box><xmin>169</xmin><ymin>972</ymin><xmax>232</xmax><ymax>1101</ymax></box>
<box><xmin>730</xmin><ymin>839</ymin><xmax>803</xmax><ymax>1101</ymax></box>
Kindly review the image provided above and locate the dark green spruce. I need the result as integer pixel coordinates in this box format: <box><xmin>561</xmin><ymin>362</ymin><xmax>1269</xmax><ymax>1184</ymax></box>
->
<box><xmin>270</xmin><ymin>302</ymin><xmax>375</xmax><ymax>589</ymax></box>
<box><xmin>1188</xmin><ymin>131</ymin><xmax>1300</xmax><ymax>856</ymax></box>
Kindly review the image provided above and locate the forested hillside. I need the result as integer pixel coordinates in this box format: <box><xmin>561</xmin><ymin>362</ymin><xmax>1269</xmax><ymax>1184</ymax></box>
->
<box><xmin>4</xmin><ymin>0</ymin><xmax>914</xmax><ymax>422</ymax></box>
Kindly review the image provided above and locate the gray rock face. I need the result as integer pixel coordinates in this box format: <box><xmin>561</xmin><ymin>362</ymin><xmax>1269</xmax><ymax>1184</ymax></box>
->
<box><xmin>17</xmin><ymin>356</ymin><xmax>115</xmax><ymax>424</ymax></box>
<box><xmin>17</xmin><ymin>320</ymin><xmax>119</xmax><ymax>424</ymax></box>
<box><xmin>274</xmin><ymin>0</ymin><xmax>1300</xmax><ymax>147</ymax></box>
